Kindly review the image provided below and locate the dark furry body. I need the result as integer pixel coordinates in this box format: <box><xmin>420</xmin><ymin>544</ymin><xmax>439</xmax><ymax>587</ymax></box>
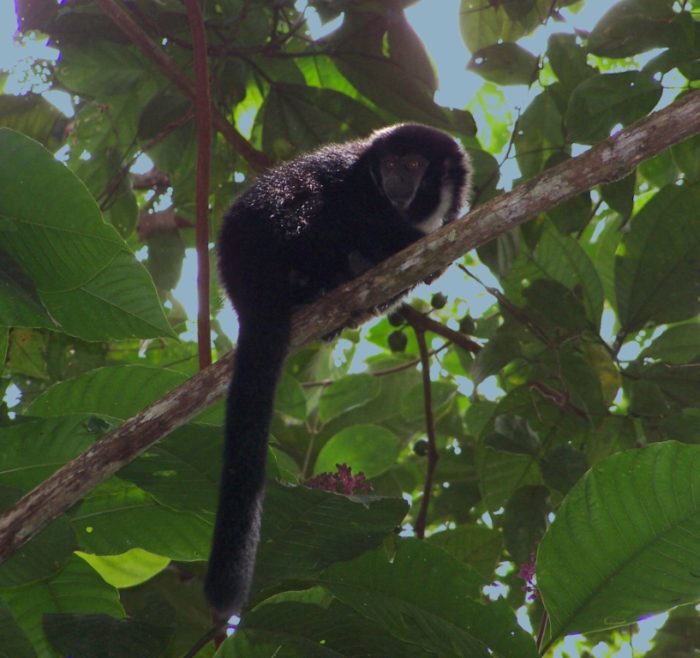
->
<box><xmin>205</xmin><ymin>124</ymin><xmax>470</xmax><ymax>615</ymax></box>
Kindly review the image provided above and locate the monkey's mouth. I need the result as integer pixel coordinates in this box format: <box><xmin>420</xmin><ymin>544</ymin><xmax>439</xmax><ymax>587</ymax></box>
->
<box><xmin>389</xmin><ymin>196</ymin><xmax>414</xmax><ymax>212</ymax></box>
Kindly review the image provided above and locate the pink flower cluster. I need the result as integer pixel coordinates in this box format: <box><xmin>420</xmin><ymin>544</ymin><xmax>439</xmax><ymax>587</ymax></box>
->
<box><xmin>518</xmin><ymin>552</ymin><xmax>539</xmax><ymax>601</ymax></box>
<box><xmin>306</xmin><ymin>464</ymin><xmax>373</xmax><ymax>494</ymax></box>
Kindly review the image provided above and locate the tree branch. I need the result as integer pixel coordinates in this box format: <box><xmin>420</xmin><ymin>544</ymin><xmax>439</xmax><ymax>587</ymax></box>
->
<box><xmin>183</xmin><ymin>0</ymin><xmax>213</xmax><ymax>369</ymax></box>
<box><xmin>406</xmin><ymin>317</ymin><xmax>438</xmax><ymax>540</ymax></box>
<box><xmin>1</xmin><ymin>90</ymin><xmax>700</xmax><ymax>561</ymax></box>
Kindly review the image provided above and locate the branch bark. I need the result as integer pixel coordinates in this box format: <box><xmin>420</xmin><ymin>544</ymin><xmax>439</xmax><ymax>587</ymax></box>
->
<box><xmin>1</xmin><ymin>90</ymin><xmax>700</xmax><ymax>561</ymax></box>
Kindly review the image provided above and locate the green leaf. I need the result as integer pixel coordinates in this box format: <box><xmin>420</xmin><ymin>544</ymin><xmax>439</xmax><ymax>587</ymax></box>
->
<box><xmin>640</xmin><ymin>323</ymin><xmax>700</xmax><ymax>364</ymax></box>
<box><xmin>645</xmin><ymin>604</ymin><xmax>700</xmax><ymax>658</ymax></box>
<box><xmin>627</xmin><ymin>360</ymin><xmax>700</xmax><ymax>411</ymax></box>
<box><xmin>69</xmin><ymin>480</ymin><xmax>211</xmax><ymax>561</ymax></box>
<box><xmin>534</xmin><ymin>222</ymin><xmax>604</xmax><ymax>326</ymax></box>
<box><xmin>0</xmin><ymin>557</ymin><xmax>123</xmax><ymax>658</ymax></box>
<box><xmin>144</xmin><ymin>231</ymin><xmax>185</xmax><ymax>291</ymax></box>
<box><xmin>540</xmin><ymin>446</ymin><xmax>588</xmax><ymax>494</ymax></box>
<box><xmin>318</xmin><ymin>374</ymin><xmax>381</xmax><ymax>424</ymax></box>
<box><xmin>588</xmin><ymin>0</ymin><xmax>678</xmax><ymax>58</ymax></box>
<box><xmin>28</xmin><ymin>365</ymin><xmax>186</xmax><ymax>420</ymax></box>
<box><xmin>502</xmin><ymin>485</ymin><xmax>548</xmax><ymax>564</ymax></box>
<box><xmin>672</xmin><ymin>132</ymin><xmax>700</xmax><ymax>183</ymax></box>
<box><xmin>589</xmin><ymin>215</ymin><xmax>623</xmax><ymax>310</ymax></box>
<box><xmin>601</xmin><ymin>171</ymin><xmax>636</xmax><ymax>219</ymax></box>
<box><xmin>471</xmin><ymin>328</ymin><xmax>520</xmax><ymax>385</ymax></box>
<box><xmin>485</xmin><ymin>415</ymin><xmax>541</xmax><ymax>457</ymax></box>
<box><xmin>0</xmin><ymin>93</ymin><xmax>67</xmax><ymax>151</ymax></box>
<box><xmin>314</xmin><ymin>424</ymin><xmax>399</xmax><ymax>478</ymax></box>
<box><xmin>639</xmin><ymin>148</ymin><xmax>679</xmax><ymax>188</ymax></box>
<box><xmin>0</xmin><ymin>599</ymin><xmax>35</xmax><ymax>658</ymax></box>
<box><xmin>615</xmin><ymin>184</ymin><xmax>700</xmax><ymax>332</ymax></box>
<box><xmin>0</xmin><ymin>129</ymin><xmax>173</xmax><ymax>340</ymax></box>
<box><xmin>0</xmin><ymin>328</ymin><xmax>8</xmax><ymax>374</ymax></box>
<box><xmin>75</xmin><ymin>549</ymin><xmax>169</xmax><ymax>589</ymax></box>
<box><xmin>400</xmin><ymin>381</ymin><xmax>457</xmax><ymax>421</ymax></box>
<box><xmin>479</xmin><ymin>443</ymin><xmax>542</xmax><ymax>511</ymax></box>
<box><xmin>428</xmin><ymin>526</ymin><xmax>503</xmax><ymax>581</ymax></box>
<box><xmin>0</xmin><ymin>416</ymin><xmax>96</xmax><ymax>490</ymax></box>
<box><xmin>514</xmin><ymin>88</ymin><xmax>564</xmax><ymax>179</ymax></box>
<box><xmin>459</xmin><ymin>0</ymin><xmax>544</xmax><ymax>52</ymax></box>
<box><xmin>538</xmin><ymin>442</ymin><xmax>700</xmax><ymax>638</ymax></box>
<box><xmin>43</xmin><ymin>605</ymin><xmax>174</xmax><ymax>658</ymax></box>
<box><xmin>318</xmin><ymin>539</ymin><xmax>539</xmax><ymax>658</ymax></box>
<box><xmin>119</xmin><ymin>425</ymin><xmax>221</xmax><ymax>514</ymax></box>
<box><xmin>546</xmin><ymin>33</ymin><xmax>596</xmax><ymax>94</ymax></box>
<box><xmin>261</xmin><ymin>83</ymin><xmax>381</xmax><ymax>160</ymax></box>
<box><xmin>255</xmin><ymin>481</ymin><xmax>408</xmax><ymax>591</ymax></box>
<box><xmin>0</xmin><ymin>487</ymin><xmax>76</xmax><ymax>588</ymax></box>
<box><xmin>6</xmin><ymin>328</ymin><xmax>48</xmax><ymax>379</ymax></box>
<box><xmin>468</xmin><ymin>43</ymin><xmax>539</xmax><ymax>86</ymax></box>
<box><xmin>229</xmin><ymin>599</ymin><xmax>418</xmax><ymax>657</ymax></box>
<box><xmin>565</xmin><ymin>72</ymin><xmax>662</xmax><ymax>144</ymax></box>
<box><xmin>57</xmin><ymin>42</ymin><xmax>163</xmax><ymax>99</ymax></box>
<box><xmin>275</xmin><ymin>372</ymin><xmax>308</xmax><ymax>421</ymax></box>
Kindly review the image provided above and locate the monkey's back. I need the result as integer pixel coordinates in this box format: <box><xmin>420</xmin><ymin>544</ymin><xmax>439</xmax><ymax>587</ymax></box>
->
<box><xmin>218</xmin><ymin>139</ymin><xmax>377</xmax><ymax>316</ymax></box>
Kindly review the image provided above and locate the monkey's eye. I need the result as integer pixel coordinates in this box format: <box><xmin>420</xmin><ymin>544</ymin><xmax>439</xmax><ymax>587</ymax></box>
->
<box><xmin>403</xmin><ymin>155</ymin><xmax>427</xmax><ymax>171</ymax></box>
<box><xmin>383</xmin><ymin>156</ymin><xmax>398</xmax><ymax>169</ymax></box>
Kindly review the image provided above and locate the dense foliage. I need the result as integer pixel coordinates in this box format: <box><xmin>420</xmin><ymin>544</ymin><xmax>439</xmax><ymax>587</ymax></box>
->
<box><xmin>1</xmin><ymin>0</ymin><xmax>700</xmax><ymax>656</ymax></box>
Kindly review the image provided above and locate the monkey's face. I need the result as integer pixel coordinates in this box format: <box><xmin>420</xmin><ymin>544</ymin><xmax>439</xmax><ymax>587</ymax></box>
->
<box><xmin>379</xmin><ymin>153</ymin><xmax>429</xmax><ymax>212</ymax></box>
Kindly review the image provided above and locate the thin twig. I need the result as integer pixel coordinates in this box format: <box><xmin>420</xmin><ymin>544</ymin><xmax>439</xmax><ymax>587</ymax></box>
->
<box><xmin>399</xmin><ymin>304</ymin><xmax>480</xmax><ymax>354</ymax></box>
<box><xmin>406</xmin><ymin>317</ymin><xmax>439</xmax><ymax>540</ymax></box>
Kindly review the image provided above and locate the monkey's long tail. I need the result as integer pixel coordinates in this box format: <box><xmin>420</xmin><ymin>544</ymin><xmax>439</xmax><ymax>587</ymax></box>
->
<box><xmin>204</xmin><ymin>310</ymin><xmax>291</xmax><ymax>616</ymax></box>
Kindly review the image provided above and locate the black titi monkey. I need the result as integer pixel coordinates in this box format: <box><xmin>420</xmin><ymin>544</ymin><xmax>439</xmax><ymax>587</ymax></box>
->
<box><xmin>205</xmin><ymin>123</ymin><xmax>472</xmax><ymax>615</ymax></box>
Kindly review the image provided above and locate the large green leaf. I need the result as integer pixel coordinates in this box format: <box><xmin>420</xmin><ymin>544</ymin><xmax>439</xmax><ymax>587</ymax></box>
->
<box><xmin>69</xmin><ymin>480</ymin><xmax>211</xmax><ymax>561</ymax></box>
<box><xmin>513</xmin><ymin>88</ymin><xmax>564</xmax><ymax>179</ymax></box>
<box><xmin>43</xmin><ymin>605</ymin><xmax>174</xmax><ymax>658</ymax></box>
<box><xmin>228</xmin><ymin>598</ymin><xmax>419</xmax><ymax>657</ymax></box>
<box><xmin>467</xmin><ymin>43</ymin><xmax>539</xmax><ymax>86</ymax></box>
<box><xmin>0</xmin><ymin>416</ymin><xmax>96</xmax><ymax>490</ymax></box>
<box><xmin>119</xmin><ymin>425</ymin><xmax>222</xmax><ymax>514</ymax></box>
<box><xmin>318</xmin><ymin>374</ymin><xmax>381</xmax><ymax>424</ymax></box>
<box><xmin>260</xmin><ymin>83</ymin><xmax>381</xmax><ymax>160</ymax></box>
<box><xmin>538</xmin><ymin>442</ymin><xmax>700</xmax><ymax>639</ymax></box>
<box><xmin>254</xmin><ymin>482</ymin><xmax>408</xmax><ymax>592</ymax></box>
<box><xmin>459</xmin><ymin>0</ymin><xmax>553</xmax><ymax>52</ymax></box>
<box><xmin>533</xmin><ymin>221</ymin><xmax>604</xmax><ymax>327</ymax></box>
<box><xmin>0</xmin><ymin>245</ymin><xmax>54</xmax><ymax>329</ymax></box>
<box><xmin>427</xmin><ymin>525</ymin><xmax>503</xmax><ymax>581</ymax></box>
<box><xmin>640</xmin><ymin>322</ymin><xmax>700</xmax><ymax>364</ymax></box>
<box><xmin>0</xmin><ymin>129</ymin><xmax>173</xmax><ymax>340</ymax></box>
<box><xmin>318</xmin><ymin>539</ymin><xmax>539</xmax><ymax>658</ymax></box>
<box><xmin>0</xmin><ymin>129</ymin><xmax>172</xmax><ymax>340</ymax></box>
<box><xmin>565</xmin><ymin>72</ymin><xmax>662</xmax><ymax>144</ymax></box>
<box><xmin>546</xmin><ymin>33</ymin><xmax>596</xmax><ymax>94</ymax></box>
<box><xmin>57</xmin><ymin>42</ymin><xmax>163</xmax><ymax>99</ymax></box>
<box><xmin>0</xmin><ymin>93</ymin><xmax>67</xmax><ymax>152</ymax></box>
<box><xmin>28</xmin><ymin>365</ymin><xmax>187</xmax><ymax>421</ymax></box>
<box><xmin>0</xmin><ymin>488</ymin><xmax>76</xmax><ymax>588</ymax></box>
<box><xmin>0</xmin><ymin>599</ymin><xmax>35</xmax><ymax>658</ymax></box>
<box><xmin>588</xmin><ymin>0</ymin><xmax>679</xmax><ymax>58</ymax></box>
<box><xmin>0</xmin><ymin>557</ymin><xmax>123</xmax><ymax>658</ymax></box>
<box><xmin>314</xmin><ymin>424</ymin><xmax>399</xmax><ymax>478</ymax></box>
<box><xmin>615</xmin><ymin>184</ymin><xmax>700</xmax><ymax>332</ymax></box>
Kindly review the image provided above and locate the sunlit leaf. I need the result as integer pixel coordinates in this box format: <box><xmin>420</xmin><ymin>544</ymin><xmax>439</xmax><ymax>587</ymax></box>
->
<box><xmin>538</xmin><ymin>442</ymin><xmax>700</xmax><ymax>637</ymax></box>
